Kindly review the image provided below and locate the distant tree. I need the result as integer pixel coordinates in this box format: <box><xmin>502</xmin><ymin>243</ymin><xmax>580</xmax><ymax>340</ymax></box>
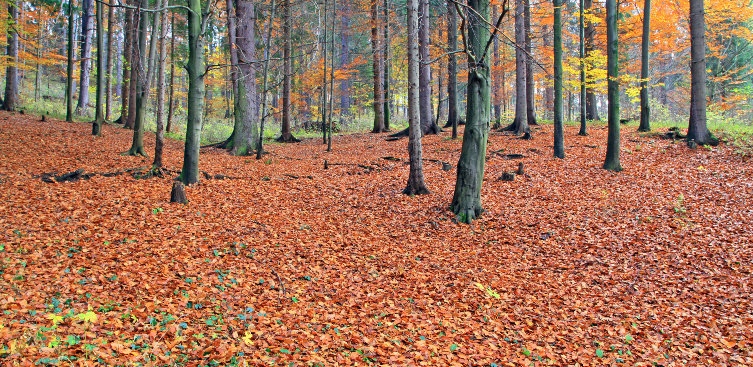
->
<box><xmin>418</xmin><ymin>0</ymin><xmax>440</xmax><ymax>135</ymax></box>
<box><xmin>105</xmin><ymin>0</ymin><xmax>115</xmax><ymax>121</ymax></box>
<box><xmin>687</xmin><ymin>0</ymin><xmax>718</xmax><ymax>146</ymax></box>
<box><xmin>603</xmin><ymin>0</ymin><xmax>621</xmax><ymax>171</ymax></box>
<box><xmin>76</xmin><ymin>0</ymin><xmax>94</xmax><ymax>116</ymax></box>
<box><xmin>403</xmin><ymin>0</ymin><xmax>429</xmax><ymax>196</ymax></box>
<box><xmin>637</xmin><ymin>0</ymin><xmax>651</xmax><ymax>132</ymax></box>
<box><xmin>524</xmin><ymin>0</ymin><xmax>537</xmax><ymax>126</ymax></box>
<box><xmin>584</xmin><ymin>0</ymin><xmax>599</xmax><ymax>121</ymax></box>
<box><xmin>92</xmin><ymin>0</ymin><xmax>105</xmax><ymax>136</ymax></box>
<box><xmin>66</xmin><ymin>0</ymin><xmax>75</xmax><ymax>121</ymax></box>
<box><xmin>553</xmin><ymin>0</ymin><xmax>564</xmax><ymax>158</ymax></box>
<box><xmin>446</xmin><ymin>0</ymin><xmax>458</xmax><ymax>139</ymax></box>
<box><xmin>502</xmin><ymin>0</ymin><xmax>529</xmax><ymax>135</ymax></box>
<box><xmin>277</xmin><ymin>0</ymin><xmax>299</xmax><ymax>143</ymax></box>
<box><xmin>121</xmin><ymin>4</ymin><xmax>133</xmax><ymax>125</ymax></box>
<box><xmin>577</xmin><ymin>0</ymin><xmax>587</xmax><ymax>135</ymax></box>
<box><xmin>153</xmin><ymin>4</ymin><xmax>170</xmax><ymax>167</ymax></box>
<box><xmin>371</xmin><ymin>0</ymin><xmax>385</xmax><ymax>133</ymax></box>
<box><xmin>3</xmin><ymin>0</ymin><xmax>19</xmax><ymax>111</ymax></box>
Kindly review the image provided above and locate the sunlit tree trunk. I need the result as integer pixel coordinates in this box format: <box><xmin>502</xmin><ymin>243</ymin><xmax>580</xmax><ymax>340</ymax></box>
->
<box><xmin>92</xmin><ymin>0</ymin><xmax>105</xmax><ymax>136</ymax></box>
<box><xmin>76</xmin><ymin>0</ymin><xmax>94</xmax><ymax>116</ymax></box>
<box><xmin>553</xmin><ymin>0</ymin><xmax>564</xmax><ymax>158</ymax></box>
<box><xmin>451</xmin><ymin>0</ymin><xmax>491</xmax><ymax>223</ymax></box>
<box><xmin>578</xmin><ymin>0</ymin><xmax>587</xmax><ymax>135</ymax></box>
<box><xmin>180</xmin><ymin>0</ymin><xmax>207</xmax><ymax>184</ymax></box>
<box><xmin>687</xmin><ymin>0</ymin><xmax>717</xmax><ymax>146</ymax></box>
<box><xmin>603</xmin><ymin>0</ymin><xmax>621</xmax><ymax>171</ymax></box>
<box><xmin>3</xmin><ymin>0</ymin><xmax>19</xmax><ymax>112</ymax></box>
<box><xmin>403</xmin><ymin>0</ymin><xmax>429</xmax><ymax>196</ymax></box>
<box><xmin>584</xmin><ymin>0</ymin><xmax>599</xmax><ymax>121</ymax></box>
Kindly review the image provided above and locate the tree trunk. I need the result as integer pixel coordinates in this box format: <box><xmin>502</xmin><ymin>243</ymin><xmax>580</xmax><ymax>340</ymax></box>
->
<box><xmin>339</xmin><ymin>5</ymin><xmax>350</xmax><ymax>118</ymax></box>
<box><xmin>404</xmin><ymin>0</ymin><xmax>430</xmax><ymax>196</ymax></box>
<box><xmin>524</xmin><ymin>0</ymin><xmax>537</xmax><ymax>125</ymax></box>
<box><xmin>584</xmin><ymin>0</ymin><xmax>599</xmax><ymax>121</ymax></box>
<box><xmin>508</xmin><ymin>0</ymin><xmax>528</xmax><ymax>135</ymax></box>
<box><xmin>321</xmin><ymin>0</ymin><xmax>328</xmax><ymax>145</ymax></box>
<box><xmin>224</xmin><ymin>0</ymin><xmax>239</xmax><ymax>149</ymax></box>
<box><xmin>637</xmin><ymin>0</ymin><xmax>651</xmax><ymax>132</ymax></box>
<box><xmin>231</xmin><ymin>0</ymin><xmax>259</xmax><ymax>156</ymax></box>
<box><xmin>180</xmin><ymin>0</ymin><xmax>206</xmax><ymax>185</ymax></box>
<box><xmin>553</xmin><ymin>0</ymin><xmax>564</xmax><ymax>158</ymax></box>
<box><xmin>687</xmin><ymin>0</ymin><xmax>717</xmax><ymax>146</ymax></box>
<box><xmin>76</xmin><ymin>0</ymin><xmax>94</xmax><ymax>116</ymax></box>
<box><xmin>124</xmin><ymin>0</ymin><xmax>149</xmax><ymax>156</ymax></box>
<box><xmin>451</xmin><ymin>0</ymin><xmax>491</xmax><ymax>223</ymax></box>
<box><xmin>371</xmin><ymin>0</ymin><xmax>385</xmax><ymax>133</ymax></box>
<box><xmin>327</xmin><ymin>0</ymin><xmax>336</xmax><ymax>151</ymax></box>
<box><xmin>383</xmin><ymin>0</ymin><xmax>391</xmax><ymax>131</ymax></box>
<box><xmin>105</xmin><ymin>0</ymin><xmax>114</xmax><ymax>121</ymax></box>
<box><xmin>603</xmin><ymin>0</ymin><xmax>621</xmax><ymax>171</ymax></box>
<box><xmin>92</xmin><ymin>0</ymin><xmax>105</xmax><ymax>136</ymax></box>
<box><xmin>3</xmin><ymin>0</ymin><xmax>19</xmax><ymax>111</ymax></box>
<box><xmin>447</xmin><ymin>0</ymin><xmax>458</xmax><ymax>138</ymax></box>
<box><xmin>121</xmin><ymin>5</ymin><xmax>132</xmax><ymax>125</ymax></box>
<box><xmin>277</xmin><ymin>0</ymin><xmax>299</xmax><ymax>142</ymax></box>
<box><xmin>166</xmin><ymin>12</ymin><xmax>175</xmax><ymax>133</ymax></box>
<box><xmin>492</xmin><ymin>5</ymin><xmax>501</xmax><ymax>128</ymax></box>
<box><xmin>256</xmin><ymin>0</ymin><xmax>276</xmax><ymax>159</ymax></box>
<box><xmin>125</xmin><ymin>4</ymin><xmax>139</xmax><ymax>129</ymax></box>
<box><xmin>153</xmin><ymin>4</ymin><xmax>169</xmax><ymax>167</ymax></box>
<box><xmin>66</xmin><ymin>0</ymin><xmax>75</xmax><ymax>121</ymax></box>
<box><xmin>578</xmin><ymin>0</ymin><xmax>587</xmax><ymax>135</ymax></box>
<box><xmin>418</xmin><ymin>0</ymin><xmax>439</xmax><ymax>135</ymax></box>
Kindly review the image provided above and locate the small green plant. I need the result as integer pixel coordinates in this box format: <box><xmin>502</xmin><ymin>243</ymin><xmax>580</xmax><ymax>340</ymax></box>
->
<box><xmin>152</xmin><ymin>207</ymin><xmax>164</xmax><ymax>214</ymax></box>
<box><xmin>673</xmin><ymin>194</ymin><xmax>686</xmax><ymax>214</ymax></box>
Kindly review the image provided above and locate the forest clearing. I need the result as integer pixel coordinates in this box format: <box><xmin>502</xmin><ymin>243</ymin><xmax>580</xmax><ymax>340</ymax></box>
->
<box><xmin>0</xmin><ymin>113</ymin><xmax>751</xmax><ymax>365</ymax></box>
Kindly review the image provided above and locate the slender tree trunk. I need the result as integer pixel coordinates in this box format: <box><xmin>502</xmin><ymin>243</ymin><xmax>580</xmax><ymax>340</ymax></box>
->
<box><xmin>404</xmin><ymin>0</ymin><xmax>429</xmax><ymax>196</ymax></box>
<box><xmin>553</xmin><ymin>0</ymin><xmax>564</xmax><ymax>158</ymax></box>
<box><xmin>153</xmin><ymin>4</ymin><xmax>169</xmax><ymax>167</ymax></box>
<box><xmin>584</xmin><ymin>0</ymin><xmax>598</xmax><ymax>121</ymax></box>
<box><xmin>125</xmin><ymin>3</ymin><xmax>139</xmax><ymax>129</ymax></box>
<box><xmin>124</xmin><ymin>0</ymin><xmax>151</xmax><ymax>157</ymax></box>
<box><xmin>34</xmin><ymin>13</ymin><xmax>43</xmax><ymax>103</ymax></box>
<box><xmin>451</xmin><ymin>0</ymin><xmax>491</xmax><ymax>223</ymax></box>
<box><xmin>121</xmin><ymin>4</ymin><xmax>132</xmax><ymax>124</ymax></box>
<box><xmin>509</xmin><ymin>0</ymin><xmax>529</xmax><ymax>135</ymax></box>
<box><xmin>447</xmin><ymin>0</ymin><xmax>458</xmax><ymax>138</ymax></box>
<box><xmin>524</xmin><ymin>0</ymin><xmax>537</xmax><ymax>125</ymax></box>
<box><xmin>92</xmin><ymin>0</ymin><xmax>105</xmax><ymax>136</ymax></box>
<box><xmin>371</xmin><ymin>0</ymin><xmax>385</xmax><ymax>133</ymax></box>
<box><xmin>492</xmin><ymin>5</ymin><xmax>501</xmax><ymax>128</ymax></box>
<box><xmin>76</xmin><ymin>0</ymin><xmax>94</xmax><ymax>116</ymax></box>
<box><xmin>327</xmin><ymin>0</ymin><xmax>336</xmax><ymax>151</ymax></box>
<box><xmin>223</xmin><ymin>0</ymin><xmax>238</xmax><ymax>149</ymax></box>
<box><xmin>321</xmin><ymin>0</ymin><xmax>328</xmax><ymax>144</ymax></box>
<box><xmin>339</xmin><ymin>4</ymin><xmax>350</xmax><ymax>118</ymax></box>
<box><xmin>603</xmin><ymin>0</ymin><xmax>621</xmax><ymax>171</ymax></box>
<box><xmin>166</xmin><ymin>12</ymin><xmax>175</xmax><ymax>133</ymax></box>
<box><xmin>3</xmin><ymin>0</ymin><xmax>19</xmax><ymax>111</ymax></box>
<box><xmin>105</xmin><ymin>0</ymin><xmax>114</xmax><ymax>121</ymax></box>
<box><xmin>637</xmin><ymin>0</ymin><xmax>651</xmax><ymax>132</ymax></box>
<box><xmin>231</xmin><ymin>0</ymin><xmax>259</xmax><ymax>156</ymax></box>
<box><xmin>418</xmin><ymin>0</ymin><xmax>439</xmax><ymax>134</ymax></box>
<box><xmin>277</xmin><ymin>0</ymin><xmax>299</xmax><ymax>142</ymax></box>
<box><xmin>256</xmin><ymin>0</ymin><xmax>276</xmax><ymax>159</ymax></box>
<box><xmin>66</xmin><ymin>0</ymin><xmax>75</xmax><ymax>121</ymax></box>
<box><xmin>180</xmin><ymin>0</ymin><xmax>206</xmax><ymax>185</ymax></box>
<box><xmin>578</xmin><ymin>0</ymin><xmax>587</xmax><ymax>135</ymax></box>
<box><xmin>383</xmin><ymin>0</ymin><xmax>391</xmax><ymax>130</ymax></box>
<box><xmin>687</xmin><ymin>0</ymin><xmax>716</xmax><ymax>146</ymax></box>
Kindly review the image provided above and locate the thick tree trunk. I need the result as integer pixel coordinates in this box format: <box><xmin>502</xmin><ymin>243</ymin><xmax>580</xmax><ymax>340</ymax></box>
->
<box><xmin>3</xmin><ymin>0</ymin><xmax>19</xmax><ymax>112</ymax></box>
<box><xmin>447</xmin><ymin>0</ymin><xmax>458</xmax><ymax>139</ymax></box>
<box><xmin>92</xmin><ymin>0</ymin><xmax>105</xmax><ymax>136</ymax></box>
<box><xmin>584</xmin><ymin>0</ymin><xmax>599</xmax><ymax>121</ymax></box>
<box><xmin>637</xmin><ymin>0</ymin><xmax>651</xmax><ymax>132</ymax></box>
<box><xmin>66</xmin><ymin>0</ymin><xmax>75</xmax><ymax>121</ymax></box>
<box><xmin>153</xmin><ymin>5</ymin><xmax>169</xmax><ymax>167</ymax></box>
<box><xmin>105</xmin><ymin>0</ymin><xmax>114</xmax><ymax>121</ymax></box>
<box><xmin>578</xmin><ymin>0</ymin><xmax>587</xmax><ymax>135</ymax></box>
<box><xmin>404</xmin><ymin>0</ymin><xmax>430</xmax><ymax>196</ymax></box>
<box><xmin>180</xmin><ymin>0</ymin><xmax>206</xmax><ymax>185</ymax></box>
<box><xmin>231</xmin><ymin>0</ymin><xmax>259</xmax><ymax>156</ymax></box>
<box><xmin>451</xmin><ymin>0</ymin><xmax>491</xmax><ymax>223</ymax></box>
<box><xmin>603</xmin><ymin>0</ymin><xmax>621</xmax><ymax>171</ymax></box>
<box><xmin>524</xmin><ymin>0</ymin><xmax>537</xmax><ymax>125</ymax></box>
<box><xmin>76</xmin><ymin>0</ymin><xmax>94</xmax><ymax>116</ymax></box>
<box><xmin>418</xmin><ymin>0</ymin><xmax>439</xmax><ymax>135</ymax></box>
<box><xmin>553</xmin><ymin>0</ymin><xmax>564</xmax><ymax>158</ymax></box>
<box><xmin>277</xmin><ymin>0</ymin><xmax>299</xmax><ymax>142</ymax></box>
<box><xmin>371</xmin><ymin>0</ymin><xmax>385</xmax><ymax>133</ymax></box>
<box><xmin>687</xmin><ymin>0</ymin><xmax>717</xmax><ymax>146</ymax></box>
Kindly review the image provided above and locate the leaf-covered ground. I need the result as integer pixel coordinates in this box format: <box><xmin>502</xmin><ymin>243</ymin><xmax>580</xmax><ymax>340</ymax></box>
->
<box><xmin>1</xmin><ymin>112</ymin><xmax>751</xmax><ymax>366</ymax></box>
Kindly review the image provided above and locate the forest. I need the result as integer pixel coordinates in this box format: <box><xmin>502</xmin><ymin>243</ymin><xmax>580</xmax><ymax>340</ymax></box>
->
<box><xmin>0</xmin><ymin>0</ymin><xmax>752</xmax><ymax>364</ymax></box>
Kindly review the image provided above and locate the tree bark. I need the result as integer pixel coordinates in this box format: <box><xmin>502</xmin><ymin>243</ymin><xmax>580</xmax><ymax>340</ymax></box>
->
<box><xmin>524</xmin><ymin>0</ymin><xmax>537</xmax><ymax>125</ymax></box>
<box><xmin>383</xmin><ymin>0</ymin><xmax>391</xmax><ymax>131</ymax></box>
<box><xmin>578</xmin><ymin>0</ymin><xmax>587</xmax><ymax>135</ymax></box>
<box><xmin>224</xmin><ymin>0</ymin><xmax>239</xmax><ymax>149</ymax></box>
<box><xmin>124</xmin><ymin>0</ymin><xmax>150</xmax><ymax>157</ymax></box>
<box><xmin>153</xmin><ymin>3</ymin><xmax>169</xmax><ymax>167</ymax></box>
<box><xmin>339</xmin><ymin>5</ymin><xmax>350</xmax><ymax>118</ymax></box>
<box><xmin>277</xmin><ymin>0</ymin><xmax>299</xmax><ymax>142</ymax></box>
<box><xmin>584</xmin><ymin>0</ymin><xmax>599</xmax><ymax>121</ymax></box>
<box><xmin>451</xmin><ymin>0</ymin><xmax>491</xmax><ymax>223</ymax></box>
<box><xmin>125</xmin><ymin>2</ymin><xmax>139</xmax><ymax>129</ymax></box>
<box><xmin>447</xmin><ymin>0</ymin><xmax>458</xmax><ymax>139</ymax></box>
<box><xmin>121</xmin><ymin>4</ymin><xmax>132</xmax><ymax>125</ymax></box>
<box><xmin>553</xmin><ymin>0</ymin><xmax>564</xmax><ymax>158</ymax></box>
<box><xmin>603</xmin><ymin>0</ymin><xmax>621</xmax><ymax>171</ymax></box>
<box><xmin>321</xmin><ymin>0</ymin><xmax>328</xmax><ymax>145</ymax></box>
<box><xmin>66</xmin><ymin>0</ymin><xmax>75</xmax><ymax>121</ymax></box>
<box><xmin>637</xmin><ymin>0</ymin><xmax>651</xmax><ymax>132</ymax></box>
<box><xmin>327</xmin><ymin>0</ymin><xmax>336</xmax><ymax>151</ymax></box>
<box><xmin>92</xmin><ymin>0</ymin><xmax>105</xmax><ymax>136</ymax></box>
<box><xmin>105</xmin><ymin>0</ymin><xmax>114</xmax><ymax>121</ymax></box>
<box><xmin>231</xmin><ymin>0</ymin><xmax>260</xmax><ymax>156</ymax></box>
<box><xmin>76</xmin><ymin>0</ymin><xmax>94</xmax><ymax>116</ymax></box>
<box><xmin>371</xmin><ymin>0</ymin><xmax>385</xmax><ymax>133</ymax></box>
<box><xmin>687</xmin><ymin>0</ymin><xmax>717</xmax><ymax>146</ymax></box>
<box><xmin>418</xmin><ymin>0</ymin><xmax>439</xmax><ymax>135</ymax></box>
<box><xmin>404</xmin><ymin>0</ymin><xmax>429</xmax><ymax>196</ymax></box>
<box><xmin>3</xmin><ymin>0</ymin><xmax>19</xmax><ymax>112</ymax></box>
<box><xmin>180</xmin><ymin>0</ymin><xmax>207</xmax><ymax>185</ymax></box>
<box><xmin>256</xmin><ymin>0</ymin><xmax>277</xmax><ymax>158</ymax></box>
<box><xmin>166</xmin><ymin>12</ymin><xmax>175</xmax><ymax>133</ymax></box>
<box><xmin>507</xmin><ymin>0</ymin><xmax>529</xmax><ymax>135</ymax></box>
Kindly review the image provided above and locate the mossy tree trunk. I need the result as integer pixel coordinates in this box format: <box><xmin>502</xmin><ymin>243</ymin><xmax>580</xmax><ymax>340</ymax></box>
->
<box><xmin>603</xmin><ymin>0</ymin><xmax>622</xmax><ymax>172</ymax></box>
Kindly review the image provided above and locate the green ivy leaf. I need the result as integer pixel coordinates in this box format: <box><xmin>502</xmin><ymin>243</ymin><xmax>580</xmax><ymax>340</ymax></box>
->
<box><xmin>450</xmin><ymin>344</ymin><xmax>458</xmax><ymax>352</ymax></box>
<box><xmin>596</xmin><ymin>349</ymin><xmax>604</xmax><ymax>358</ymax></box>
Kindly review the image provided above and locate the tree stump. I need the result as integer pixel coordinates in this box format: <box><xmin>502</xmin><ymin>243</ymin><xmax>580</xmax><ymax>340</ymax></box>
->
<box><xmin>170</xmin><ymin>182</ymin><xmax>188</xmax><ymax>204</ymax></box>
<box><xmin>516</xmin><ymin>162</ymin><xmax>525</xmax><ymax>175</ymax></box>
<box><xmin>499</xmin><ymin>172</ymin><xmax>515</xmax><ymax>181</ymax></box>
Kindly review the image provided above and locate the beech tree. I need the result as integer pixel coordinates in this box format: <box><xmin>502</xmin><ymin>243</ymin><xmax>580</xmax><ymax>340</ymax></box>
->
<box><xmin>687</xmin><ymin>0</ymin><xmax>718</xmax><ymax>146</ymax></box>
<box><xmin>76</xmin><ymin>0</ymin><xmax>94</xmax><ymax>116</ymax></box>
<box><xmin>577</xmin><ymin>0</ymin><xmax>586</xmax><ymax>135</ymax></box>
<box><xmin>446</xmin><ymin>0</ymin><xmax>458</xmax><ymax>139</ymax></box>
<box><xmin>66</xmin><ymin>0</ymin><xmax>75</xmax><ymax>121</ymax></box>
<box><xmin>277</xmin><ymin>0</ymin><xmax>299</xmax><ymax>143</ymax></box>
<box><xmin>92</xmin><ymin>0</ymin><xmax>105</xmax><ymax>136</ymax></box>
<box><xmin>403</xmin><ymin>0</ymin><xmax>429</xmax><ymax>196</ymax></box>
<box><xmin>637</xmin><ymin>0</ymin><xmax>651</xmax><ymax>132</ymax></box>
<box><xmin>553</xmin><ymin>0</ymin><xmax>563</xmax><ymax>158</ymax></box>
<box><xmin>503</xmin><ymin>0</ymin><xmax>528</xmax><ymax>136</ymax></box>
<box><xmin>371</xmin><ymin>0</ymin><xmax>385</xmax><ymax>133</ymax></box>
<box><xmin>231</xmin><ymin>0</ymin><xmax>260</xmax><ymax>156</ymax></box>
<box><xmin>3</xmin><ymin>0</ymin><xmax>19</xmax><ymax>111</ymax></box>
<box><xmin>603</xmin><ymin>0</ymin><xmax>621</xmax><ymax>172</ymax></box>
<box><xmin>153</xmin><ymin>4</ymin><xmax>170</xmax><ymax>167</ymax></box>
<box><xmin>584</xmin><ymin>0</ymin><xmax>598</xmax><ymax>121</ymax></box>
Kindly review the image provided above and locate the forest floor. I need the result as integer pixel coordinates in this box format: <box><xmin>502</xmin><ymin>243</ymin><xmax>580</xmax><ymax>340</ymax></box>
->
<box><xmin>0</xmin><ymin>111</ymin><xmax>752</xmax><ymax>366</ymax></box>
